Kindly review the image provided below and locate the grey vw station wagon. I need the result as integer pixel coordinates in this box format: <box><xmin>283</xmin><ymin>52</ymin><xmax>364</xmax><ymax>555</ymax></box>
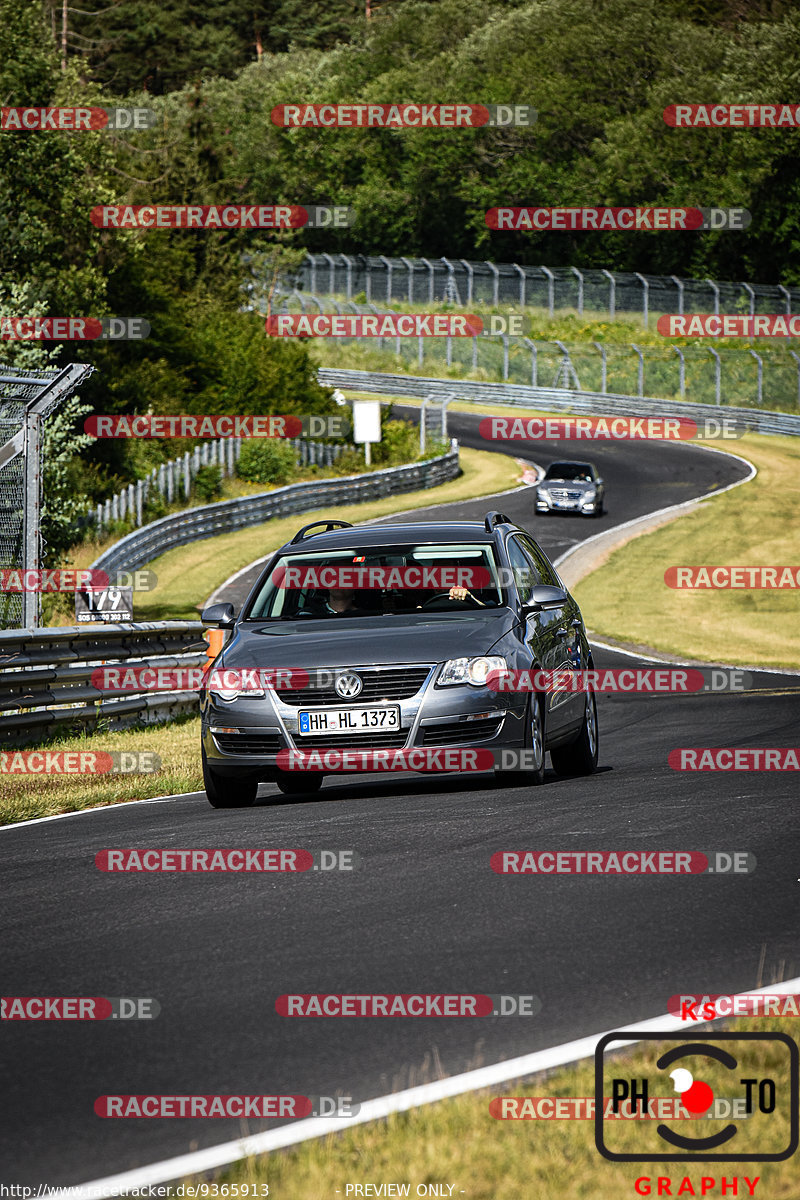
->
<box><xmin>200</xmin><ymin>512</ymin><xmax>599</xmax><ymax>807</ymax></box>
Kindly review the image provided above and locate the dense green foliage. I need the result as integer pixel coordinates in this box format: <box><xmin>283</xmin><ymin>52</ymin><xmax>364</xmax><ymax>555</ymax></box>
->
<box><xmin>3</xmin><ymin>0</ymin><xmax>800</xmax><ymax>564</ymax></box>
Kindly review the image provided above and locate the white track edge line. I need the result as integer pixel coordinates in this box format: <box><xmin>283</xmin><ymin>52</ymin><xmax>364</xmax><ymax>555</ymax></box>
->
<box><xmin>0</xmin><ymin>792</ymin><xmax>203</xmax><ymax>832</ymax></box>
<box><xmin>54</xmin><ymin>974</ymin><xmax>800</xmax><ymax>1198</ymax></box>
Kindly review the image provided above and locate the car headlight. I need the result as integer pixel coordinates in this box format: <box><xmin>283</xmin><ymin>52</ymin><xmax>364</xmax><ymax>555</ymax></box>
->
<box><xmin>439</xmin><ymin>656</ymin><xmax>507</xmax><ymax>686</ymax></box>
<box><xmin>210</xmin><ymin>687</ymin><xmax>266</xmax><ymax>702</ymax></box>
<box><xmin>583</xmin><ymin>486</ymin><xmax>597</xmax><ymax>499</ymax></box>
<box><xmin>536</xmin><ymin>487</ymin><xmax>550</xmax><ymax>498</ymax></box>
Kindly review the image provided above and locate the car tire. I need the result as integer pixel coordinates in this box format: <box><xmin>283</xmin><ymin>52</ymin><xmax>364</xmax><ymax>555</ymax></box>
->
<box><xmin>202</xmin><ymin>748</ymin><xmax>258</xmax><ymax>808</ymax></box>
<box><xmin>496</xmin><ymin>693</ymin><xmax>546</xmax><ymax>787</ymax></box>
<box><xmin>275</xmin><ymin>773</ymin><xmax>324</xmax><ymax>796</ymax></box>
<box><xmin>550</xmin><ymin>691</ymin><xmax>599</xmax><ymax>776</ymax></box>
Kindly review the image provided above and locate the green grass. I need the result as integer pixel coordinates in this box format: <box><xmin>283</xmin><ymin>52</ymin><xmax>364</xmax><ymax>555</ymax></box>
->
<box><xmin>308</xmin><ymin>299</ymin><xmax>800</xmax><ymax>412</ymax></box>
<box><xmin>573</xmin><ymin>431</ymin><xmax>800</xmax><ymax>668</ymax></box>
<box><xmin>0</xmin><ymin>715</ymin><xmax>202</xmax><ymax>825</ymax></box>
<box><xmin>188</xmin><ymin>1016</ymin><xmax>799</xmax><ymax>1200</ymax></box>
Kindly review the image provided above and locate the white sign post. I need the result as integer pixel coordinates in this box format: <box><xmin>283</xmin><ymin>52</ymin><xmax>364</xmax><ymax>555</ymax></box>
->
<box><xmin>352</xmin><ymin>400</ymin><xmax>381</xmax><ymax>466</ymax></box>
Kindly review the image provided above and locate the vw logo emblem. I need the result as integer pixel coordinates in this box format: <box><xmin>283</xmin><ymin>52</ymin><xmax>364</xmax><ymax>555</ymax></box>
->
<box><xmin>335</xmin><ymin>672</ymin><xmax>363</xmax><ymax>699</ymax></box>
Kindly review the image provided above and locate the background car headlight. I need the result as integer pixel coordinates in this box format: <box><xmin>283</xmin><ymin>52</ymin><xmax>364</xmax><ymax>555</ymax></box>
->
<box><xmin>439</xmin><ymin>656</ymin><xmax>507</xmax><ymax>686</ymax></box>
<box><xmin>209</xmin><ymin>686</ymin><xmax>266</xmax><ymax>702</ymax></box>
<box><xmin>582</xmin><ymin>486</ymin><xmax>597</xmax><ymax>500</ymax></box>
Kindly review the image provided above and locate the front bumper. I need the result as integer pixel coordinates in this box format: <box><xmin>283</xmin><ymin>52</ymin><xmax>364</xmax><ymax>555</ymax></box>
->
<box><xmin>536</xmin><ymin>491</ymin><xmax>598</xmax><ymax>514</ymax></box>
<box><xmin>201</xmin><ymin>662</ymin><xmax>528</xmax><ymax>778</ymax></box>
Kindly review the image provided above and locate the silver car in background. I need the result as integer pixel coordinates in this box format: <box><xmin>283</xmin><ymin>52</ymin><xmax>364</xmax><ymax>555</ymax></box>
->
<box><xmin>535</xmin><ymin>460</ymin><xmax>605</xmax><ymax>517</ymax></box>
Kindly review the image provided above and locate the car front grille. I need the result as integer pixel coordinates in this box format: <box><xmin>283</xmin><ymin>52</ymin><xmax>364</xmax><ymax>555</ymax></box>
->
<box><xmin>420</xmin><ymin>718</ymin><xmax>503</xmax><ymax>745</ymax></box>
<box><xmin>214</xmin><ymin>732</ymin><xmax>283</xmax><ymax>754</ymax></box>
<box><xmin>293</xmin><ymin>729</ymin><xmax>409</xmax><ymax>749</ymax></box>
<box><xmin>275</xmin><ymin>665</ymin><xmax>433</xmax><ymax>706</ymax></box>
<box><xmin>550</xmin><ymin>489</ymin><xmax>582</xmax><ymax>501</ymax></box>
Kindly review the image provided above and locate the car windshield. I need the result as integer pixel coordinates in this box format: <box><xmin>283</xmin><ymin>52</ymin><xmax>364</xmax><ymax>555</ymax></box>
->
<box><xmin>543</xmin><ymin>463</ymin><xmax>593</xmax><ymax>482</ymax></box>
<box><xmin>245</xmin><ymin>542</ymin><xmax>504</xmax><ymax>619</ymax></box>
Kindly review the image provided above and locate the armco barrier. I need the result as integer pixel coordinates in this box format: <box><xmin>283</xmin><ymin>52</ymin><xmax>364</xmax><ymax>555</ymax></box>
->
<box><xmin>316</xmin><ymin>369</ymin><xmax>800</xmax><ymax>438</ymax></box>
<box><xmin>90</xmin><ymin>446</ymin><xmax>459</xmax><ymax>579</ymax></box>
<box><xmin>0</xmin><ymin>622</ymin><xmax>206</xmax><ymax>746</ymax></box>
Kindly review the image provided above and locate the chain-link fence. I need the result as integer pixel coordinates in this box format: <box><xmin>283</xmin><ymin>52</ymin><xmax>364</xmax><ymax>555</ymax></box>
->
<box><xmin>0</xmin><ymin>363</ymin><xmax>94</xmax><ymax>629</ymax></box>
<box><xmin>276</xmin><ymin>290</ymin><xmax>800</xmax><ymax>412</ymax></box>
<box><xmin>297</xmin><ymin>254</ymin><xmax>800</xmax><ymax>328</ymax></box>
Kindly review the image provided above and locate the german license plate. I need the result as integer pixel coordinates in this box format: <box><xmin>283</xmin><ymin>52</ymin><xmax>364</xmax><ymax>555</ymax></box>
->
<box><xmin>298</xmin><ymin>706</ymin><xmax>401</xmax><ymax>735</ymax></box>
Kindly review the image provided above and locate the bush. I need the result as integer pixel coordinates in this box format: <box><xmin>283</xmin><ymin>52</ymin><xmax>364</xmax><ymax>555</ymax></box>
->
<box><xmin>236</xmin><ymin>440</ymin><xmax>298</xmax><ymax>486</ymax></box>
<box><xmin>193</xmin><ymin>465</ymin><xmax>223</xmax><ymax>503</ymax></box>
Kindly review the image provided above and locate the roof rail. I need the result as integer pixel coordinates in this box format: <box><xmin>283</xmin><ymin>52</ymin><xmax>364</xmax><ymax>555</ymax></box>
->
<box><xmin>484</xmin><ymin>511</ymin><xmax>513</xmax><ymax>533</ymax></box>
<box><xmin>290</xmin><ymin>520</ymin><xmax>354</xmax><ymax>545</ymax></box>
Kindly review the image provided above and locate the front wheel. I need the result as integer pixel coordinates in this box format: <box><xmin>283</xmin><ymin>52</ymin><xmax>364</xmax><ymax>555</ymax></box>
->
<box><xmin>275</xmin><ymin>772</ymin><xmax>324</xmax><ymax>796</ymax></box>
<box><xmin>550</xmin><ymin>691</ymin><xmax>599</xmax><ymax>776</ymax></box>
<box><xmin>496</xmin><ymin>693</ymin><xmax>546</xmax><ymax>787</ymax></box>
<box><xmin>202</xmin><ymin>749</ymin><xmax>258</xmax><ymax>808</ymax></box>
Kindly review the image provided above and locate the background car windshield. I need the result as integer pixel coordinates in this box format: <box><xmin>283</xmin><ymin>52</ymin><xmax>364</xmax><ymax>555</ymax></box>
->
<box><xmin>246</xmin><ymin>543</ymin><xmax>504</xmax><ymax>619</ymax></box>
<box><xmin>543</xmin><ymin>463</ymin><xmax>593</xmax><ymax>481</ymax></box>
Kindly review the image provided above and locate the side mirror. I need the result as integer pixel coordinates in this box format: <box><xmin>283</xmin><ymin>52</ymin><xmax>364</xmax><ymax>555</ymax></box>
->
<box><xmin>521</xmin><ymin>585</ymin><xmax>568</xmax><ymax>615</ymax></box>
<box><xmin>201</xmin><ymin>602</ymin><xmax>236</xmax><ymax>628</ymax></box>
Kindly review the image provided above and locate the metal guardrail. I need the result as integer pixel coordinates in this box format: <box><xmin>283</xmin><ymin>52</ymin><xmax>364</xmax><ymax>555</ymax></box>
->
<box><xmin>0</xmin><ymin>622</ymin><xmax>206</xmax><ymax>746</ymax></box>
<box><xmin>317</xmin><ymin>369</ymin><xmax>800</xmax><ymax>438</ymax></box>
<box><xmin>90</xmin><ymin>448</ymin><xmax>459</xmax><ymax>578</ymax></box>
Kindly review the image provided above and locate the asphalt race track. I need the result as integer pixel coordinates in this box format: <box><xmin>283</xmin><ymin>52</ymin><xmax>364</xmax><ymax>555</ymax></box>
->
<box><xmin>3</xmin><ymin>424</ymin><xmax>798</xmax><ymax>1186</ymax></box>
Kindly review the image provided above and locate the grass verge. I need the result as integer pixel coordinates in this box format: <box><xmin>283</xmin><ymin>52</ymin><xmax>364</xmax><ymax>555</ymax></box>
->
<box><xmin>572</xmin><ymin>432</ymin><xmax>800</xmax><ymax>669</ymax></box>
<box><xmin>0</xmin><ymin>715</ymin><xmax>202</xmax><ymax>826</ymax></box>
<box><xmin>192</xmin><ymin>1016</ymin><xmax>798</xmax><ymax>1200</ymax></box>
<box><xmin>127</xmin><ymin>446</ymin><xmax>520</xmax><ymax>621</ymax></box>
